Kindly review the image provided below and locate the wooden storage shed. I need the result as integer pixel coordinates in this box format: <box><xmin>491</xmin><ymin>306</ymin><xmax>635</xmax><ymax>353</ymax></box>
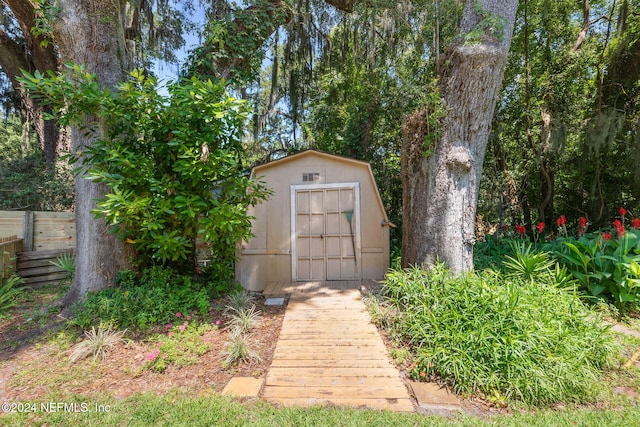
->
<box><xmin>236</xmin><ymin>150</ymin><xmax>393</xmax><ymax>292</ymax></box>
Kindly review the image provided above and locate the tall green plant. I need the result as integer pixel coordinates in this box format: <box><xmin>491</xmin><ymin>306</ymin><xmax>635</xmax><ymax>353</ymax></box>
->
<box><xmin>21</xmin><ymin>66</ymin><xmax>270</xmax><ymax>272</ymax></box>
<box><xmin>381</xmin><ymin>265</ymin><xmax>620</xmax><ymax>406</ymax></box>
<box><xmin>553</xmin><ymin>230</ymin><xmax>640</xmax><ymax>304</ymax></box>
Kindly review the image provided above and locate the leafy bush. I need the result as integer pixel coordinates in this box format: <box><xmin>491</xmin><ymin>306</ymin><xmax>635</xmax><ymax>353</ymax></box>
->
<box><xmin>144</xmin><ymin>317</ymin><xmax>212</xmax><ymax>373</ymax></box>
<box><xmin>0</xmin><ymin>117</ymin><xmax>74</xmax><ymax>211</ymax></box>
<box><xmin>71</xmin><ymin>266</ymin><xmax>211</xmax><ymax>330</ymax></box>
<box><xmin>552</xmin><ymin>230</ymin><xmax>640</xmax><ymax>304</ymax></box>
<box><xmin>381</xmin><ymin>264</ymin><xmax>621</xmax><ymax>406</ymax></box>
<box><xmin>0</xmin><ymin>275</ymin><xmax>26</xmax><ymax>315</ymax></box>
<box><xmin>21</xmin><ymin>67</ymin><xmax>270</xmax><ymax>273</ymax></box>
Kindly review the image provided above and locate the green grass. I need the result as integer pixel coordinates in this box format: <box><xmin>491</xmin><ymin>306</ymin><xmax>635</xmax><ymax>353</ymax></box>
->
<box><xmin>381</xmin><ymin>264</ymin><xmax>622</xmax><ymax>406</ymax></box>
<box><xmin>1</xmin><ymin>391</ymin><xmax>639</xmax><ymax>426</ymax></box>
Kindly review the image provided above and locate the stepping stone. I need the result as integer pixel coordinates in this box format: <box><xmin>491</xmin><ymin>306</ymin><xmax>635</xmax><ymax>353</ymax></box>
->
<box><xmin>265</xmin><ymin>297</ymin><xmax>286</xmax><ymax>306</ymax></box>
<box><xmin>410</xmin><ymin>381</ymin><xmax>461</xmax><ymax>411</ymax></box>
<box><xmin>222</xmin><ymin>377</ymin><xmax>264</xmax><ymax>397</ymax></box>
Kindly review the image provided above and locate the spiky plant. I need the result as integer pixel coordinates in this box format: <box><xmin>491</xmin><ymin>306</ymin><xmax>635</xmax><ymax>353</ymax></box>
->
<box><xmin>222</xmin><ymin>330</ymin><xmax>261</xmax><ymax>368</ymax></box>
<box><xmin>226</xmin><ymin>305</ymin><xmax>262</xmax><ymax>334</ymax></box>
<box><xmin>68</xmin><ymin>324</ymin><xmax>125</xmax><ymax>363</ymax></box>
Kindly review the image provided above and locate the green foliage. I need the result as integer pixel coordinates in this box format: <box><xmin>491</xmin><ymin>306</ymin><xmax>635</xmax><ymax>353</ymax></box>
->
<box><xmin>381</xmin><ymin>264</ymin><xmax>621</xmax><ymax>406</ymax></box>
<box><xmin>226</xmin><ymin>304</ymin><xmax>261</xmax><ymax>335</ymax></box>
<box><xmin>223</xmin><ymin>289</ymin><xmax>255</xmax><ymax>315</ymax></box>
<box><xmin>185</xmin><ymin>0</ymin><xmax>291</xmax><ymax>84</ymax></box>
<box><xmin>0</xmin><ymin>116</ymin><xmax>74</xmax><ymax>211</ymax></box>
<box><xmin>222</xmin><ymin>330</ymin><xmax>261</xmax><ymax>368</ymax></box>
<box><xmin>552</xmin><ymin>230</ymin><xmax>640</xmax><ymax>305</ymax></box>
<box><xmin>464</xmin><ymin>1</ymin><xmax>507</xmax><ymax>44</ymax></box>
<box><xmin>50</xmin><ymin>252</ymin><xmax>75</xmax><ymax>284</ymax></box>
<box><xmin>0</xmin><ymin>275</ymin><xmax>26</xmax><ymax>315</ymax></box>
<box><xmin>145</xmin><ymin>320</ymin><xmax>212</xmax><ymax>373</ymax></box>
<box><xmin>20</xmin><ymin>65</ymin><xmax>270</xmax><ymax>271</ymax></box>
<box><xmin>30</xmin><ymin>0</ymin><xmax>59</xmax><ymax>46</ymax></box>
<box><xmin>502</xmin><ymin>241</ymin><xmax>555</xmax><ymax>282</ymax></box>
<box><xmin>71</xmin><ymin>267</ymin><xmax>211</xmax><ymax>330</ymax></box>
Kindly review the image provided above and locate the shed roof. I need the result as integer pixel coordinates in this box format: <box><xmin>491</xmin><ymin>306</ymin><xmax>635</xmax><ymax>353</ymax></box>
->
<box><xmin>252</xmin><ymin>149</ymin><xmax>392</xmax><ymax>226</ymax></box>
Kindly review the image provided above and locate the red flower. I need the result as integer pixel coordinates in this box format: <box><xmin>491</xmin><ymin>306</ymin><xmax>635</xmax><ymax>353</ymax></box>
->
<box><xmin>579</xmin><ymin>217</ymin><xmax>587</xmax><ymax>227</ymax></box>
<box><xmin>613</xmin><ymin>219</ymin><xmax>625</xmax><ymax>237</ymax></box>
<box><xmin>632</xmin><ymin>218</ymin><xmax>640</xmax><ymax>229</ymax></box>
<box><xmin>536</xmin><ymin>222</ymin><xmax>545</xmax><ymax>233</ymax></box>
<box><xmin>619</xmin><ymin>207</ymin><xmax>627</xmax><ymax>217</ymax></box>
<box><xmin>602</xmin><ymin>232</ymin><xmax>612</xmax><ymax>241</ymax></box>
<box><xmin>515</xmin><ymin>225</ymin><xmax>526</xmax><ymax>235</ymax></box>
<box><xmin>556</xmin><ymin>215</ymin><xmax>566</xmax><ymax>226</ymax></box>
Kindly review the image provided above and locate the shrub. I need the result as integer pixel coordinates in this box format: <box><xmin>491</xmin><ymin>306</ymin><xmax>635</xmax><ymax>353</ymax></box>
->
<box><xmin>21</xmin><ymin>67</ymin><xmax>270</xmax><ymax>272</ymax></box>
<box><xmin>223</xmin><ymin>290</ymin><xmax>255</xmax><ymax>315</ymax></box>
<box><xmin>71</xmin><ymin>266</ymin><xmax>211</xmax><ymax>330</ymax></box>
<box><xmin>381</xmin><ymin>264</ymin><xmax>621</xmax><ymax>406</ymax></box>
<box><xmin>552</xmin><ymin>229</ymin><xmax>640</xmax><ymax>305</ymax></box>
<box><xmin>145</xmin><ymin>318</ymin><xmax>212</xmax><ymax>373</ymax></box>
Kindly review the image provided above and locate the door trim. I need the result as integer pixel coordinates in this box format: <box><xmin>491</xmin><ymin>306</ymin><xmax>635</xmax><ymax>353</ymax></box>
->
<box><xmin>290</xmin><ymin>182</ymin><xmax>361</xmax><ymax>281</ymax></box>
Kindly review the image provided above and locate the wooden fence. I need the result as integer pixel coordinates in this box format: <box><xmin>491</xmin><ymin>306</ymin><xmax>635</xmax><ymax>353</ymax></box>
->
<box><xmin>1</xmin><ymin>210</ymin><xmax>212</xmax><ymax>286</ymax></box>
<box><xmin>0</xmin><ymin>211</ymin><xmax>75</xmax><ymax>252</ymax></box>
<box><xmin>0</xmin><ymin>235</ymin><xmax>23</xmax><ymax>280</ymax></box>
<box><xmin>18</xmin><ymin>248</ymin><xmax>74</xmax><ymax>287</ymax></box>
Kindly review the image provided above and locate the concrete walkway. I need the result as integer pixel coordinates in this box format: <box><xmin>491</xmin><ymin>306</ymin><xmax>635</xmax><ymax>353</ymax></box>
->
<box><xmin>261</xmin><ymin>285</ymin><xmax>414</xmax><ymax>412</ymax></box>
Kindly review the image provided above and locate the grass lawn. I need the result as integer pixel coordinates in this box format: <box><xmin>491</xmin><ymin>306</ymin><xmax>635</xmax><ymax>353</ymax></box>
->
<box><xmin>0</xmin><ymin>391</ymin><xmax>639</xmax><ymax>426</ymax></box>
<box><xmin>1</xmin><ymin>271</ymin><xmax>640</xmax><ymax>426</ymax></box>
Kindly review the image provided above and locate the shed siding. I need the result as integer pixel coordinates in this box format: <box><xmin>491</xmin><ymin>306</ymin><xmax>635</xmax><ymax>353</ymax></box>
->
<box><xmin>236</xmin><ymin>151</ymin><xmax>390</xmax><ymax>292</ymax></box>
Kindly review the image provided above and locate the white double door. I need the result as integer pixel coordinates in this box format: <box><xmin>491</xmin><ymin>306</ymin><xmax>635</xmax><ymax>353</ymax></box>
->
<box><xmin>291</xmin><ymin>183</ymin><xmax>361</xmax><ymax>281</ymax></box>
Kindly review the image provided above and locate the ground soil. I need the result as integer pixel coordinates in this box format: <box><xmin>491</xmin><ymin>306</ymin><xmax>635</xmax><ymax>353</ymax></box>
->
<box><xmin>1</xmin><ymin>282</ymin><xmax>639</xmax><ymax>416</ymax></box>
<box><xmin>0</xmin><ymin>284</ymin><xmax>285</xmax><ymax>403</ymax></box>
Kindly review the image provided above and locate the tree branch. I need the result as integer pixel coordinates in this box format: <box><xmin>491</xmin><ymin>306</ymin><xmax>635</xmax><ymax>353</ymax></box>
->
<box><xmin>324</xmin><ymin>0</ymin><xmax>355</xmax><ymax>13</ymax></box>
<box><xmin>0</xmin><ymin>28</ymin><xmax>29</xmax><ymax>86</ymax></box>
<box><xmin>572</xmin><ymin>0</ymin><xmax>590</xmax><ymax>53</ymax></box>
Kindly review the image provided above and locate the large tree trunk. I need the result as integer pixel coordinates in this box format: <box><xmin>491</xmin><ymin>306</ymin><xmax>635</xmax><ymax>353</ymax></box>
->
<box><xmin>53</xmin><ymin>0</ymin><xmax>132</xmax><ymax>313</ymax></box>
<box><xmin>402</xmin><ymin>0</ymin><xmax>518</xmax><ymax>273</ymax></box>
<box><xmin>1</xmin><ymin>0</ymin><xmax>61</xmax><ymax>166</ymax></box>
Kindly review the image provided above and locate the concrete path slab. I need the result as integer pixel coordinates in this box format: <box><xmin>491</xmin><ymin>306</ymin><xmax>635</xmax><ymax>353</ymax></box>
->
<box><xmin>262</xmin><ymin>287</ymin><xmax>414</xmax><ymax>412</ymax></box>
<box><xmin>410</xmin><ymin>381</ymin><xmax>461</xmax><ymax>411</ymax></box>
<box><xmin>221</xmin><ymin>377</ymin><xmax>264</xmax><ymax>397</ymax></box>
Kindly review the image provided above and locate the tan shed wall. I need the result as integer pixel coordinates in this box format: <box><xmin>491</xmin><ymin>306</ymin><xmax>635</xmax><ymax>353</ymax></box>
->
<box><xmin>236</xmin><ymin>152</ymin><xmax>390</xmax><ymax>292</ymax></box>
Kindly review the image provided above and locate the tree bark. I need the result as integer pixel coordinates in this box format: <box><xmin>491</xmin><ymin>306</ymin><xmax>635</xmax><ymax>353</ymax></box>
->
<box><xmin>2</xmin><ymin>0</ymin><xmax>61</xmax><ymax>165</ymax></box>
<box><xmin>52</xmin><ymin>0</ymin><xmax>133</xmax><ymax>313</ymax></box>
<box><xmin>402</xmin><ymin>0</ymin><xmax>518</xmax><ymax>273</ymax></box>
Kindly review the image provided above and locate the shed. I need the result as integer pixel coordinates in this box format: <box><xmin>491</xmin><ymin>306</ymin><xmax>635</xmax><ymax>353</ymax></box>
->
<box><xmin>236</xmin><ymin>149</ymin><xmax>392</xmax><ymax>292</ymax></box>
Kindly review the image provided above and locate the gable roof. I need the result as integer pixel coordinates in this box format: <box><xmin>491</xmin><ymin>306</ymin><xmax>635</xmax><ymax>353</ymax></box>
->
<box><xmin>252</xmin><ymin>149</ymin><xmax>370</xmax><ymax>173</ymax></box>
<box><xmin>252</xmin><ymin>149</ymin><xmax>392</xmax><ymax>226</ymax></box>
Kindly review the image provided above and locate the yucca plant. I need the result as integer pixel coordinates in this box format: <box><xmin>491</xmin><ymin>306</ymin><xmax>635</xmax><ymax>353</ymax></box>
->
<box><xmin>503</xmin><ymin>241</ymin><xmax>555</xmax><ymax>283</ymax></box>
<box><xmin>0</xmin><ymin>275</ymin><xmax>26</xmax><ymax>315</ymax></box>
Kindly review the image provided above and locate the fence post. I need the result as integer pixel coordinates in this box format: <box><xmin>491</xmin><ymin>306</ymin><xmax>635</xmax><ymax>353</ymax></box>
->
<box><xmin>23</xmin><ymin>211</ymin><xmax>34</xmax><ymax>252</ymax></box>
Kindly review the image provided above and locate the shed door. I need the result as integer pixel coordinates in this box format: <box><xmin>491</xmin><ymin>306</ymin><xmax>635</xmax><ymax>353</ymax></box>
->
<box><xmin>292</xmin><ymin>184</ymin><xmax>360</xmax><ymax>281</ymax></box>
